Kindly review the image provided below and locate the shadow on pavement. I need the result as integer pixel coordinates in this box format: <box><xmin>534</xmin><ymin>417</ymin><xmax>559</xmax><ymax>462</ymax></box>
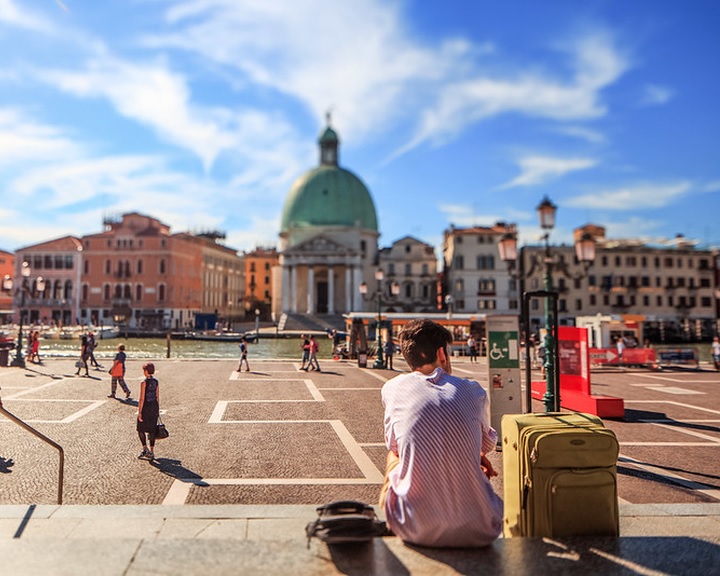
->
<box><xmin>0</xmin><ymin>456</ymin><xmax>14</xmax><ymax>473</ymax></box>
<box><xmin>150</xmin><ymin>457</ymin><xmax>205</xmax><ymax>483</ymax></box>
<box><xmin>21</xmin><ymin>366</ymin><xmax>64</xmax><ymax>380</ymax></box>
<box><xmin>327</xmin><ymin>540</ymin><xmax>410</xmax><ymax>576</ymax></box>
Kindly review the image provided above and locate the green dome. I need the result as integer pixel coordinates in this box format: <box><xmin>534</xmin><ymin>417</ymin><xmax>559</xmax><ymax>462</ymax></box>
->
<box><xmin>281</xmin><ymin>165</ymin><xmax>378</xmax><ymax>232</ymax></box>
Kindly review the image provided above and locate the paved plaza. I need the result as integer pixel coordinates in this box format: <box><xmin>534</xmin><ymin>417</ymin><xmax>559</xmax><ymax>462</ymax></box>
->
<box><xmin>1</xmin><ymin>356</ymin><xmax>720</xmax><ymax>574</ymax></box>
<box><xmin>1</xmin><ymin>356</ymin><xmax>719</xmax><ymax>508</ymax></box>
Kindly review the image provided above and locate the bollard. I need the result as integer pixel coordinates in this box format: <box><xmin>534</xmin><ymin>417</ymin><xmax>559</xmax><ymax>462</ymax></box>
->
<box><xmin>166</xmin><ymin>332</ymin><xmax>171</xmax><ymax>358</ymax></box>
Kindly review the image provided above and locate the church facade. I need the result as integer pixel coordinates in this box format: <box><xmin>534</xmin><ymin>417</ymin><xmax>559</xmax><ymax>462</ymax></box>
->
<box><xmin>274</xmin><ymin>120</ymin><xmax>380</xmax><ymax>318</ymax></box>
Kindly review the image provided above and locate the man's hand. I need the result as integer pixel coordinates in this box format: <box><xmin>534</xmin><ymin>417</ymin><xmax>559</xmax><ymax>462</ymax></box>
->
<box><xmin>480</xmin><ymin>454</ymin><xmax>497</xmax><ymax>479</ymax></box>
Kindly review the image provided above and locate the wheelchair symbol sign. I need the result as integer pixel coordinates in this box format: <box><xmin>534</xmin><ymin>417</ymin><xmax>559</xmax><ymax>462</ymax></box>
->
<box><xmin>488</xmin><ymin>331</ymin><xmax>519</xmax><ymax>368</ymax></box>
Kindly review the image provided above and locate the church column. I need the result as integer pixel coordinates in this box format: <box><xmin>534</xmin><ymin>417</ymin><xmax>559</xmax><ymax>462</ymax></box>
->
<box><xmin>345</xmin><ymin>267</ymin><xmax>352</xmax><ymax>312</ymax></box>
<box><xmin>307</xmin><ymin>266</ymin><xmax>315</xmax><ymax>314</ymax></box>
<box><xmin>281</xmin><ymin>263</ymin><xmax>290</xmax><ymax>312</ymax></box>
<box><xmin>290</xmin><ymin>265</ymin><xmax>298</xmax><ymax>313</ymax></box>
<box><xmin>327</xmin><ymin>266</ymin><xmax>335</xmax><ymax>314</ymax></box>
<box><xmin>352</xmin><ymin>265</ymin><xmax>363</xmax><ymax>311</ymax></box>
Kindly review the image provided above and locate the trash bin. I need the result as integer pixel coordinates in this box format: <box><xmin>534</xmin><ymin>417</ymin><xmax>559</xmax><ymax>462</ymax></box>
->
<box><xmin>0</xmin><ymin>346</ymin><xmax>10</xmax><ymax>367</ymax></box>
<box><xmin>358</xmin><ymin>351</ymin><xmax>367</xmax><ymax>368</ymax></box>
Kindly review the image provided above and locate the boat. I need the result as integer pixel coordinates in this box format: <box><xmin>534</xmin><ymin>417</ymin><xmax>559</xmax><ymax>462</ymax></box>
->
<box><xmin>177</xmin><ymin>331</ymin><xmax>257</xmax><ymax>343</ymax></box>
<box><xmin>95</xmin><ymin>326</ymin><xmax>120</xmax><ymax>340</ymax></box>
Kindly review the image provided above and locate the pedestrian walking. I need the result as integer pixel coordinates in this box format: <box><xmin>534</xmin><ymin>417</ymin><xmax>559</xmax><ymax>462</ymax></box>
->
<box><xmin>75</xmin><ymin>335</ymin><xmax>90</xmax><ymax>376</ymax></box>
<box><xmin>88</xmin><ymin>331</ymin><xmax>102</xmax><ymax>368</ymax></box>
<box><xmin>237</xmin><ymin>337</ymin><xmax>250</xmax><ymax>372</ymax></box>
<box><xmin>29</xmin><ymin>331</ymin><xmax>41</xmax><ymax>364</ymax></box>
<box><xmin>108</xmin><ymin>344</ymin><xmax>131</xmax><ymax>399</ymax></box>
<box><xmin>384</xmin><ymin>339</ymin><xmax>396</xmax><ymax>370</ymax></box>
<box><xmin>308</xmin><ymin>335</ymin><xmax>321</xmax><ymax>371</ymax></box>
<box><xmin>467</xmin><ymin>335</ymin><xmax>478</xmax><ymax>363</ymax></box>
<box><xmin>616</xmin><ymin>336</ymin><xmax>626</xmax><ymax>366</ymax></box>
<box><xmin>299</xmin><ymin>334</ymin><xmax>310</xmax><ymax>371</ymax></box>
<box><xmin>712</xmin><ymin>336</ymin><xmax>720</xmax><ymax>371</ymax></box>
<box><xmin>137</xmin><ymin>363</ymin><xmax>160</xmax><ymax>461</ymax></box>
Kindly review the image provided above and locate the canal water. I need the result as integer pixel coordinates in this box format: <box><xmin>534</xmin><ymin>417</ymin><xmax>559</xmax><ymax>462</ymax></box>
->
<box><xmin>33</xmin><ymin>336</ymin><xmax>331</xmax><ymax>361</ymax></box>
<box><xmin>32</xmin><ymin>335</ymin><xmax>715</xmax><ymax>364</ymax></box>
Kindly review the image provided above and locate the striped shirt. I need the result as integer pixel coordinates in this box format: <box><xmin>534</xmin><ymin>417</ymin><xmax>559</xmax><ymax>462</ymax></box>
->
<box><xmin>381</xmin><ymin>367</ymin><xmax>503</xmax><ymax>547</ymax></box>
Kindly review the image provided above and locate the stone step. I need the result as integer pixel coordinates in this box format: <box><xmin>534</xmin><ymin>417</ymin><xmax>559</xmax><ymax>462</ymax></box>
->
<box><xmin>1</xmin><ymin>504</ymin><xmax>719</xmax><ymax>575</ymax></box>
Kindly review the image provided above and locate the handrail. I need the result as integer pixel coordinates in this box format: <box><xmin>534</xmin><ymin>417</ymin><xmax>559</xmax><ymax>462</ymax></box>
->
<box><xmin>0</xmin><ymin>406</ymin><xmax>64</xmax><ymax>504</ymax></box>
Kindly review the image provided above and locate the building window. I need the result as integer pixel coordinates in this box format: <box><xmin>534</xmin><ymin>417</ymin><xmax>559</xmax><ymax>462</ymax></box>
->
<box><xmin>136</xmin><ymin>284</ymin><xmax>142</xmax><ymax>302</ymax></box>
<box><xmin>509</xmin><ymin>299</ymin><xmax>518</xmax><ymax>310</ymax></box>
<box><xmin>158</xmin><ymin>284</ymin><xmax>166</xmax><ymax>302</ymax></box>
<box><xmin>84</xmin><ymin>260</ymin><xmax>90</xmax><ymax>274</ymax></box>
<box><xmin>478</xmin><ymin>299</ymin><xmax>496</xmax><ymax>310</ymax></box>
<box><xmin>643</xmin><ymin>295</ymin><xmax>649</xmax><ymax>306</ymax></box>
<box><xmin>160</xmin><ymin>259</ymin><xmax>166</xmax><ymax>274</ymax></box>
<box><xmin>137</xmin><ymin>260</ymin><xmax>143</xmax><ymax>275</ymax></box>
<box><xmin>575</xmin><ymin>299</ymin><xmax>582</xmax><ymax>311</ymax></box>
<box><xmin>405</xmin><ymin>263</ymin><xmax>411</xmax><ymax>275</ymax></box>
<box><xmin>454</xmin><ymin>255</ymin><xmax>464</xmax><ymax>269</ymax></box>
<box><xmin>421</xmin><ymin>263</ymin><xmax>428</xmax><ymax>275</ymax></box>
<box><xmin>656</xmin><ymin>295</ymin><xmax>662</xmax><ymax>306</ymax></box>
<box><xmin>388</xmin><ymin>263</ymin><xmax>395</xmax><ymax>275</ymax></box>
<box><xmin>477</xmin><ymin>255</ymin><xmax>495</xmax><ymax>270</ymax></box>
<box><xmin>478</xmin><ymin>279</ymin><xmax>496</xmax><ymax>293</ymax></box>
<box><xmin>589</xmin><ymin>294</ymin><xmax>596</xmax><ymax>306</ymax></box>
<box><xmin>104</xmin><ymin>284</ymin><xmax>111</xmax><ymax>300</ymax></box>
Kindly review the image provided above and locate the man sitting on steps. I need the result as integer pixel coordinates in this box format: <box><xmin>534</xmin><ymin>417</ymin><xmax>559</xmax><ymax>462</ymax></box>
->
<box><xmin>379</xmin><ymin>319</ymin><xmax>503</xmax><ymax>547</ymax></box>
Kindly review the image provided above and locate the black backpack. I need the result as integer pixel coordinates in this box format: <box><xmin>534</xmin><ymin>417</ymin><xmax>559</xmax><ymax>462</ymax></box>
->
<box><xmin>305</xmin><ymin>500</ymin><xmax>390</xmax><ymax>547</ymax></box>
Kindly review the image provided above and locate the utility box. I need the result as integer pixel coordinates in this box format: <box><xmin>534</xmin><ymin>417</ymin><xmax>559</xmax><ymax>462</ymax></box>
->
<box><xmin>486</xmin><ymin>315</ymin><xmax>523</xmax><ymax>439</ymax></box>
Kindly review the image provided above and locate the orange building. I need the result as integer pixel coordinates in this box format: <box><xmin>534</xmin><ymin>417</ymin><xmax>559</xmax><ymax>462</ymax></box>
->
<box><xmin>80</xmin><ymin>213</ymin><xmax>243</xmax><ymax>331</ymax></box>
<box><xmin>243</xmin><ymin>247</ymin><xmax>278</xmax><ymax>318</ymax></box>
<box><xmin>0</xmin><ymin>249</ymin><xmax>15</xmax><ymax>322</ymax></box>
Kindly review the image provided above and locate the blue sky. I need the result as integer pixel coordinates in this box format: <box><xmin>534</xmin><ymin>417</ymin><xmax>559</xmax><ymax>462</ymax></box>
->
<box><xmin>1</xmin><ymin>0</ymin><xmax>719</xmax><ymax>256</ymax></box>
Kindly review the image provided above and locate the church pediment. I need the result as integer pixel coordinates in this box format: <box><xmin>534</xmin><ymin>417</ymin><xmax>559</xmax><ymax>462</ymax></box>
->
<box><xmin>285</xmin><ymin>234</ymin><xmax>355</xmax><ymax>256</ymax></box>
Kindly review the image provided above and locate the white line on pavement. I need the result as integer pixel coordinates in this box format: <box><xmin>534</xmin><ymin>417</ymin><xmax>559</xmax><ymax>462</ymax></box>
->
<box><xmin>619</xmin><ymin>454</ymin><xmax>720</xmax><ymax>502</ymax></box>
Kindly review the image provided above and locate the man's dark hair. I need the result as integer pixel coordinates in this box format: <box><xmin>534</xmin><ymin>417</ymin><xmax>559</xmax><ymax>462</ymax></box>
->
<box><xmin>399</xmin><ymin>319</ymin><xmax>452</xmax><ymax>369</ymax></box>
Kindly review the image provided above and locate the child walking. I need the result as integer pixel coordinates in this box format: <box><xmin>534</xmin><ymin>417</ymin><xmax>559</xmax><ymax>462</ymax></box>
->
<box><xmin>237</xmin><ymin>337</ymin><xmax>250</xmax><ymax>372</ymax></box>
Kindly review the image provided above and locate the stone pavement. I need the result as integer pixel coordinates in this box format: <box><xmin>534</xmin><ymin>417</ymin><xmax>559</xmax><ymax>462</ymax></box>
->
<box><xmin>1</xmin><ymin>356</ymin><xmax>719</xmax><ymax>574</ymax></box>
<box><xmin>0</xmin><ymin>503</ymin><xmax>718</xmax><ymax>575</ymax></box>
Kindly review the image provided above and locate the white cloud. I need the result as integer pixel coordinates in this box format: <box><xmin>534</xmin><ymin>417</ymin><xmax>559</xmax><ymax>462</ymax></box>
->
<box><xmin>0</xmin><ymin>0</ymin><xmax>53</xmax><ymax>32</ymax></box>
<box><xmin>566</xmin><ymin>182</ymin><xmax>692</xmax><ymax>210</ymax></box>
<box><xmin>397</xmin><ymin>31</ymin><xmax>630</xmax><ymax>155</ymax></box>
<box><xmin>556</xmin><ymin>125</ymin><xmax>606</xmax><ymax>144</ymax></box>
<box><xmin>0</xmin><ymin>108</ymin><xmax>81</xmax><ymax>165</ymax></box>
<box><xmin>503</xmin><ymin>155</ymin><xmax>597</xmax><ymax>188</ymax></box>
<box><xmin>641</xmin><ymin>84</ymin><xmax>674</xmax><ymax>106</ymax></box>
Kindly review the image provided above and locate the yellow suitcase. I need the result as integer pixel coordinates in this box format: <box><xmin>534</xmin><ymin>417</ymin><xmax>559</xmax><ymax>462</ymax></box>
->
<box><xmin>501</xmin><ymin>412</ymin><xmax>619</xmax><ymax>538</ymax></box>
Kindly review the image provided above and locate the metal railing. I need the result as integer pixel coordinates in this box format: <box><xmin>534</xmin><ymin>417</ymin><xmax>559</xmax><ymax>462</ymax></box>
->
<box><xmin>0</xmin><ymin>405</ymin><xmax>64</xmax><ymax>504</ymax></box>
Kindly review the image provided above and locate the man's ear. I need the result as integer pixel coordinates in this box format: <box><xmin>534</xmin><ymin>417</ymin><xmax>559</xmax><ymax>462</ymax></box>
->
<box><xmin>436</xmin><ymin>346</ymin><xmax>447</xmax><ymax>364</ymax></box>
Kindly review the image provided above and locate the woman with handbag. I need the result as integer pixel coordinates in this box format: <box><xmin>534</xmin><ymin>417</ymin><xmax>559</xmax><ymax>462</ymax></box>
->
<box><xmin>74</xmin><ymin>335</ymin><xmax>90</xmax><ymax>377</ymax></box>
<box><xmin>108</xmin><ymin>344</ymin><xmax>131</xmax><ymax>400</ymax></box>
<box><xmin>137</xmin><ymin>362</ymin><xmax>160</xmax><ymax>460</ymax></box>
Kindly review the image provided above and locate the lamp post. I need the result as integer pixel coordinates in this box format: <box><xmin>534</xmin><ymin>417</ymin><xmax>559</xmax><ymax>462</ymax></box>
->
<box><xmin>4</xmin><ymin>262</ymin><xmax>45</xmax><ymax>369</ymax></box>
<box><xmin>498</xmin><ymin>197</ymin><xmax>596</xmax><ymax>412</ymax></box>
<box><xmin>359</xmin><ymin>269</ymin><xmax>400</xmax><ymax>369</ymax></box>
<box><xmin>255</xmin><ymin>308</ymin><xmax>260</xmax><ymax>338</ymax></box>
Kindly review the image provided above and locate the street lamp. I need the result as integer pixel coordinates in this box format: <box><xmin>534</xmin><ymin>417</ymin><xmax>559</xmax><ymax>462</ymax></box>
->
<box><xmin>498</xmin><ymin>197</ymin><xmax>596</xmax><ymax>412</ymax></box>
<box><xmin>359</xmin><ymin>269</ymin><xmax>400</xmax><ymax>369</ymax></box>
<box><xmin>254</xmin><ymin>308</ymin><xmax>260</xmax><ymax>337</ymax></box>
<box><xmin>4</xmin><ymin>262</ymin><xmax>45</xmax><ymax>369</ymax></box>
